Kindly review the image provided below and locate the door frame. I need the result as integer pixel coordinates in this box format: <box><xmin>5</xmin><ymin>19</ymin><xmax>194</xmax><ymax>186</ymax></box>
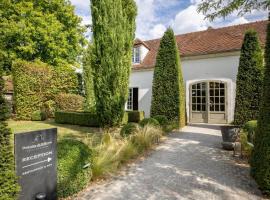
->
<box><xmin>188</xmin><ymin>80</ymin><xmax>228</xmax><ymax>124</ymax></box>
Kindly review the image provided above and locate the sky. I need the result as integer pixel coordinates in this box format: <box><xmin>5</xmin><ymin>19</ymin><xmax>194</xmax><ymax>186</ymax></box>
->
<box><xmin>70</xmin><ymin>0</ymin><xmax>268</xmax><ymax>40</ymax></box>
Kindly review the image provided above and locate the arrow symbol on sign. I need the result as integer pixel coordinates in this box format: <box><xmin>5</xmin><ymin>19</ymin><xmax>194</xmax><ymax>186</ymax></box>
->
<box><xmin>22</xmin><ymin>157</ymin><xmax>52</xmax><ymax>169</ymax></box>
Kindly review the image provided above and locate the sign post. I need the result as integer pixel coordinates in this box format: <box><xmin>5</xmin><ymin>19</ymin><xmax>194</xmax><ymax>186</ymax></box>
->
<box><xmin>15</xmin><ymin>128</ymin><xmax>57</xmax><ymax>200</ymax></box>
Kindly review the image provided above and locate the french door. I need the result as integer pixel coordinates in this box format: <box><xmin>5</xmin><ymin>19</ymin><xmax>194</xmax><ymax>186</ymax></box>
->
<box><xmin>190</xmin><ymin>81</ymin><xmax>227</xmax><ymax>124</ymax></box>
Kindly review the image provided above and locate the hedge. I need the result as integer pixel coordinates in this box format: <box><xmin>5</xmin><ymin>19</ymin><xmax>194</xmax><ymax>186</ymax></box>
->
<box><xmin>0</xmin><ymin>68</ymin><xmax>19</xmax><ymax>199</ymax></box>
<box><xmin>150</xmin><ymin>28</ymin><xmax>185</xmax><ymax>128</ymax></box>
<box><xmin>127</xmin><ymin>111</ymin><xmax>145</xmax><ymax>123</ymax></box>
<box><xmin>139</xmin><ymin>118</ymin><xmax>160</xmax><ymax>127</ymax></box>
<box><xmin>55</xmin><ymin>111</ymin><xmax>99</xmax><ymax>127</ymax></box>
<box><xmin>12</xmin><ymin>60</ymin><xmax>78</xmax><ymax>120</ymax></box>
<box><xmin>57</xmin><ymin>139</ymin><xmax>92</xmax><ymax>198</ymax></box>
<box><xmin>55</xmin><ymin>93</ymin><xmax>84</xmax><ymax>112</ymax></box>
<box><xmin>250</xmin><ymin>16</ymin><xmax>270</xmax><ymax>193</ymax></box>
<box><xmin>234</xmin><ymin>30</ymin><xmax>264</xmax><ymax>126</ymax></box>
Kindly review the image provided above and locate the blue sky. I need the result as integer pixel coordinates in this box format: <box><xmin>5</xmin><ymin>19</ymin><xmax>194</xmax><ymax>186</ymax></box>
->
<box><xmin>70</xmin><ymin>0</ymin><xmax>268</xmax><ymax>40</ymax></box>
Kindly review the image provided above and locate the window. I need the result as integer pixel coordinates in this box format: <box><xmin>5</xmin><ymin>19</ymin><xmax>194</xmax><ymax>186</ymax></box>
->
<box><xmin>127</xmin><ymin>88</ymin><xmax>138</xmax><ymax>111</ymax></box>
<box><xmin>132</xmin><ymin>47</ymin><xmax>140</xmax><ymax>63</ymax></box>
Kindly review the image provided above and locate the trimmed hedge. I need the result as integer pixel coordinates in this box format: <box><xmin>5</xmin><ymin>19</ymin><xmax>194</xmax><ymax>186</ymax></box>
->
<box><xmin>12</xmin><ymin>60</ymin><xmax>78</xmax><ymax>120</ymax></box>
<box><xmin>153</xmin><ymin>115</ymin><xmax>169</xmax><ymax>126</ymax></box>
<box><xmin>122</xmin><ymin>111</ymin><xmax>145</xmax><ymax>124</ymax></box>
<box><xmin>55</xmin><ymin>93</ymin><xmax>84</xmax><ymax>112</ymax></box>
<box><xmin>31</xmin><ymin>111</ymin><xmax>47</xmax><ymax>121</ymax></box>
<box><xmin>139</xmin><ymin>118</ymin><xmax>160</xmax><ymax>127</ymax></box>
<box><xmin>234</xmin><ymin>30</ymin><xmax>264</xmax><ymax>126</ymax></box>
<box><xmin>0</xmin><ymin>68</ymin><xmax>19</xmax><ymax>198</ymax></box>
<box><xmin>250</xmin><ymin>16</ymin><xmax>270</xmax><ymax>193</ymax></box>
<box><xmin>57</xmin><ymin>139</ymin><xmax>92</xmax><ymax>198</ymax></box>
<box><xmin>150</xmin><ymin>28</ymin><xmax>185</xmax><ymax>128</ymax></box>
<box><xmin>55</xmin><ymin>111</ymin><xmax>99</xmax><ymax>127</ymax></box>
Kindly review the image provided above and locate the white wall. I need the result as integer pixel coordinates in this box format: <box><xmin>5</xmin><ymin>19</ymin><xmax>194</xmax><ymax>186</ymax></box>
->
<box><xmin>129</xmin><ymin>54</ymin><xmax>240</xmax><ymax>123</ymax></box>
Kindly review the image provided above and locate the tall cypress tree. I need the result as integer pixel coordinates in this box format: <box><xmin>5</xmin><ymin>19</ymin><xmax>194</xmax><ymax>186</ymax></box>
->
<box><xmin>250</xmin><ymin>15</ymin><xmax>270</xmax><ymax>193</ymax></box>
<box><xmin>150</xmin><ymin>28</ymin><xmax>185</xmax><ymax>128</ymax></box>
<box><xmin>90</xmin><ymin>0</ymin><xmax>137</xmax><ymax>127</ymax></box>
<box><xmin>234</xmin><ymin>30</ymin><xmax>264</xmax><ymax>126</ymax></box>
<box><xmin>0</xmin><ymin>65</ymin><xmax>19</xmax><ymax>199</ymax></box>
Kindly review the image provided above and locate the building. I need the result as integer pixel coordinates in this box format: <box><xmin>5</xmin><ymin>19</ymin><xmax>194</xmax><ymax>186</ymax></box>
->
<box><xmin>128</xmin><ymin>20</ymin><xmax>267</xmax><ymax>124</ymax></box>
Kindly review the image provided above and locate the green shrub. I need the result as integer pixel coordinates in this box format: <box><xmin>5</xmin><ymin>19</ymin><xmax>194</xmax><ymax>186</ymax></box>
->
<box><xmin>243</xmin><ymin>120</ymin><xmax>257</xmax><ymax>143</ymax></box>
<box><xmin>150</xmin><ymin>28</ymin><xmax>185</xmax><ymax>128</ymax></box>
<box><xmin>153</xmin><ymin>115</ymin><xmax>169</xmax><ymax>126</ymax></box>
<box><xmin>12</xmin><ymin>60</ymin><xmax>78</xmax><ymax>120</ymax></box>
<box><xmin>0</xmin><ymin>69</ymin><xmax>19</xmax><ymax>199</ymax></box>
<box><xmin>240</xmin><ymin>132</ymin><xmax>253</xmax><ymax>158</ymax></box>
<box><xmin>31</xmin><ymin>110</ymin><xmax>47</xmax><ymax>121</ymax></box>
<box><xmin>139</xmin><ymin>118</ymin><xmax>159</xmax><ymax>127</ymax></box>
<box><xmin>55</xmin><ymin>111</ymin><xmax>99</xmax><ymax>127</ymax></box>
<box><xmin>55</xmin><ymin>93</ymin><xmax>84</xmax><ymax>112</ymax></box>
<box><xmin>234</xmin><ymin>30</ymin><xmax>264</xmax><ymax>126</ymax></box>
<box><xmin>127</xmin><ymin>111</ymin><xmax>145</xmax><ymax>123</ymax></box>
<box><xmin>120</xmin><ymin>123</ymin><xmax>139</xmax><ymax>138</ymax></box>
<box><xmin>57</xmin><ymin>139</ymin><xmax>92</xmax><ymax>198</ymax></box>
<box><xmin>251</xmin><ymin>17</ymin><xmax>270</xmax><ymax>193</ymax></box>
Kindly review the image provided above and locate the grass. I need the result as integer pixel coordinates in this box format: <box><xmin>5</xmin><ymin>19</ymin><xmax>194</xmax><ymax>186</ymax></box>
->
<box><xmin>8</xmin><ymin>119</ymin><xmax>101</xmax><ymax>141</ymax></box>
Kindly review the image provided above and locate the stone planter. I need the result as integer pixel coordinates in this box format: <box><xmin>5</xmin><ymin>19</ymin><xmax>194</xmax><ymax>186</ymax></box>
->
<box><xmin>220</xmin><ymin>125</ymin><xmax>240</xmax><ymax>150</ymax></box>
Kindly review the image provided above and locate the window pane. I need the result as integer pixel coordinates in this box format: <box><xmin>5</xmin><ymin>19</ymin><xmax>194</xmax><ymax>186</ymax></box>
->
<box><xmin>215</xmin><ymin>89</ymin><xmax>219</xmax><ymax>96</ymax></box>
<box><xmin>197</xmin><ymin>97</ymin><xmax>201</xmax><ymax>103</ymax></box>
<box><xmin>192</xmin><ymin>104</ymin><xmax>196</xmax><ymax>111</ymax></box>
<box><xmin>220</xmin><ymin>104</ymin><xmax>225</xmax><ymax>111</ymax></box>
<box><xmin>215</xmin><ymin>105</ymin><xmax>219</xmax><ymax>111</ymax></box>
<box><xmin>210</xmin><ymin>104</ymin><xmax>214</xmax><ymax>111</ymax></box>
<box><xmin>192</xmin><ymin>97</ymin><xmax>196</xmax><ymax>103</ymax></box>
<box><xmin>197</xmin><ymin>90</ymin><xmax>201</xmax><ymax>96</ymax></box>
<box><xmin>192</xmin><ymin>84</ymin><xmax>196</xmax><ymax>89</ymax></box>
<box><xmin>215</xmin><ymin>97</ymin><xmax>219</xmax><ymax>104</ymax></box>
<box><xmin>210</xmin><ymin>97</ymin><xmax>214</xmax><ymax>104</ymax></box>
<box><xmin>197</xmin><ymin>104</ymin><xmax>201</xmax><ymax>111</ymax></box>
<box><xmin>220</xmin><ymin>89</ymin><xmax>225</xmax><ymax>96</ymax></box>
<box><xmin>220</xmin><ymin>97</ymin><xmax>225</xmax><ymax>103</ymax></box>
<box><xmin>210</xmin><ymin>89</ymin><xmax>214</xmax><ymax>96</ymax></box>
<box><xmin>192</xmin><ymin>90</ymin><xmax>196</xmax><ymax>96</ymax></box>
<box><xmin>197</xmin><ymin>84</ymin><xmax>201</xmax><ymax>90</ymax></box>
<box><xmin>210</xmin><ymin>82</ymin><xmax>214</xmax><ymax>88</ymax></box>
<box><xmin>220</xmin><ymin>83</ymin><xmax>225</xmax><ymax>88</ymax></box>
<box><xmin>202</xmin><ymin>104</ymin><xmax>206</xmax><ymax>111</ymax></box>
<box><xmin>202</xmin><ymin>90</ymin><xmax>206</xmax><ymax>96</ymax></box>
<box><xmin>215</xmin><ymin>82</ymin><xmax>220</xmax><ymax>88</ymax></box>
<box><xmin>202</xmin><ymin>97</ymin><xmax>206</xmax><ymax>103</ymax></box>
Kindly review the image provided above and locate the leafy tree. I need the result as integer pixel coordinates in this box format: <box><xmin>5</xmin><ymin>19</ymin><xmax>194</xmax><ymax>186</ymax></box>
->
<box><xmin>91</xmin><ymin>0</ymin><xmax>137</xmax><ymax>126</ymax></box>
<box><xmin>83</xmin><ymin>44</ymin><xmax>95</xmax><ymax>112</ymax></box>
<box><xmin>198</xmin><ymin>0</ymin><xmax>269</xmax><ymax>21</ymax></box>
<box><xmin>0</xmin><ymin>0</ymin><xmax>86</xmax><ymax>72</ymax></box>
<box><xmin>234</xmin><ymin>30</ymin><xmax>264</xmax><ymax>126</ymax></box>
<box><xmin>0</xmin><ymin>66</ymin><xmax>20</xmax><ymax>199</ymax></box>
<box><xmin>150</xmin><ymin>28</ymin><xmax>185</xmax><ymax>128</ymax></box>
<box><xmin>250</xmin><ymin>15</ymin><xmax>270</xmax><ymax>193</ymax></box>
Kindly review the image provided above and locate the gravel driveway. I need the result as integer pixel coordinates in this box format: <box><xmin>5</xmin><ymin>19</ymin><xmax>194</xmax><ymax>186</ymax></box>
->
<box><xmin>76</xmin><ymin>124</ymin><xmax>264</xmax><ymax>200</ymax></box>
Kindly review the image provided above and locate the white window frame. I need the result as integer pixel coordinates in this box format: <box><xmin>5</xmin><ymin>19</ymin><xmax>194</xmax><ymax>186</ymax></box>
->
<box><xmin>132</xmin><ymin>47</ymin><xmax>140</xmax><ymax>64</ymax></box>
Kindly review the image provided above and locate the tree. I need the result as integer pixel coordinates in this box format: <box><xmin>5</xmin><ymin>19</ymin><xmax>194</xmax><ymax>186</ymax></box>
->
<box><xmin>234</xmin><ymin>30</ymin><xmax>264</xmax><ymax>126</ymax></box>
<box><xmin>91</xmin><ymin>0</ymin><xmax>137</xmax><ymax>127</ymax></box>
<box><xmin>0</xmin><ymin>0</ymin><xmax>86</xmax><ymax>73</ymax></box>
<box><xmin>0</xmin><ymin>66</ymin><xmax>20</xmax><ymax>199</ymax></box>
<box><xmin>83</xmin><ymin>44</ymin><xmax>95</xmax><ymax>112</ymax></box>
<box><xmin>250</xmin><ymin>15</ymin><xmax>270</xmax><ymax>193</ymax></box>
<box><xmin>198</xmin><ymin>0</ymin><xmax>269</xmax><ymax>21</ymax></box>
<box><xmin>150</xmin><ymin>28</ymin><xmax>185</xmax><ymax>128</ymax></box>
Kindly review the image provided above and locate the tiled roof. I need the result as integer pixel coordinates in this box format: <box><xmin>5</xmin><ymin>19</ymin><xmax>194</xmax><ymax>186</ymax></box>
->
<box><xmin>133</xmin><ymin>20</ymin><xmax>268</xmax><ymax>70</ymax></box>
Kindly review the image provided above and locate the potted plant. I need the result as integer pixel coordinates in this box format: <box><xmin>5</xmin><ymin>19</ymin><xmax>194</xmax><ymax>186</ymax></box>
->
<box><xmin>220</xmin><ymin>125</ymin><xmax>240</xmax><ymax>150</ymax></box>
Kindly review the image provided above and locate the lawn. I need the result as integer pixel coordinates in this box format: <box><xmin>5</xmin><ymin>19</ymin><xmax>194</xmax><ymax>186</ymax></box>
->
<box><xmin>8</xmin><ymin>119</ymin><xmax>101</xmax><ymax>141</ymax></box>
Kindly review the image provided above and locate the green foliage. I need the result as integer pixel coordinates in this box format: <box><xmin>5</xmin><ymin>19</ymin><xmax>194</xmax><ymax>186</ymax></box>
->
<box><xmin>0</xmin><ymin>67</ymin><xmax>19</xmax><ymax>199</ymax></box>
<box><xmin>234</xmin><ymin>30</ymin><xmax>264</xmax><ymax>126</ymax></box>
<box><xmin>250</xmin><ymin>16</ymin><xmax>270</xmax><ymax>193</ymax></box>
<box><xmin>126</xmin><ymin>111</ymin><xmax>145</xmax><ymax>123</ymax></box>
<box><xmin>57</xmin><ymin>139</ymin><xmax>92</xmax><ymax>198</ymax></box>
<box><xmin>120</xmin><ymin>123</ymin><xmax>139</xmax><ymax>138</ymax></box>
<box><xmin>0</xmin><ymin>0</ymin><xmax>86</xmax><ymax>73</ymax></box>
<box><xmin>153</xmin><ymin>115</ymin><xmax>169</xmax><ymax>126</ymax></box>
<box><xmin>150</xmin><ymin>28</ymin><xmax>185</xmax><ymax>128</ymax></box>
<box><xmin>139</xmin><ymin>118</ymin><xmax>159</xmax><ymax>127</ymax></box>
<box><xmin>12</xmin><ymin>60</ymin><xmax>78</xmax><ymax>119</ymax></box>
<box><xmin>83</xmin><ymin>44</ymin><xmax>96</xmax><ymax>112</ymax></box>
<box><xmin>243</xmin><ymin>120</ymin><xmax>257</xmax><ymax>143</ymax></box>
<box><xmin>31</xmin><ymin>110</ymin><xmax>47</xmax><ymax>121</ymax></box>
<box><xmin>240</xmin><ymin>131</ymin><xmax>253</xmax><ymax>158</ymax></box>
<box><xmin>55</xmin><ymin>111</ymin><xmax>99</xmax><ymax>127</ymax></box>
<box><xmin>55</xmin><ymin>93</ymin><xmax>84</xmax><ymax>112</ymax></box>
<box><xmin>198</xmin><ymin>0</ymin><xmax>269</xmax><ymax>21</ymax></box>
<box><xmin>91</xmin><ymin>0</ymin><xmax>137</xmax><ymax>127</ymax></box>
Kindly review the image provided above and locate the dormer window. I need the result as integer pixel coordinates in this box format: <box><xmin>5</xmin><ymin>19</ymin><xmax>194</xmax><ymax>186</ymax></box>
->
<box><xmin>132</xmin><ymin>47</ymin><xmax>140</xmax><ymax>64</ymax></box>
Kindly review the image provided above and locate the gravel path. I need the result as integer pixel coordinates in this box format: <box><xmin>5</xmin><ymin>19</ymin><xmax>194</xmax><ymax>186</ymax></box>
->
<box><xmin>76</xmin><ymin>124</ymin><xmax>264</xmax><ymax>200</ymax></box>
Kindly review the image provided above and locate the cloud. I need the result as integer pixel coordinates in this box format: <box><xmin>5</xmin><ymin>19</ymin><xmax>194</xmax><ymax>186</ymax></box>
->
<box><xmin>171</xmin><ymin>5</ymin><xmax>210</xmax><ymax>34</ymax></box>
<box><xmin>149</xmin><ymin>24</ymin><xmax>167</xmax><ymax>39</ymax></box>
<box><xmin>70</xmin><ymin>0</ymin><xmax>90</xmax><ymax>15</ymax></box>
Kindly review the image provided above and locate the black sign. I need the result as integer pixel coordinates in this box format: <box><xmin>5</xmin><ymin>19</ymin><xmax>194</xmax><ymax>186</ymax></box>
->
<box><xmin>15</xmin><ymin>128</ymin><xmax>57</xmax><ymax>200</ymax></box>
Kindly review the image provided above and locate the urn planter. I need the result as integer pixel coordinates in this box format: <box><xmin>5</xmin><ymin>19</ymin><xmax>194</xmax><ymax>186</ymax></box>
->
<box><xmin>220</xmin><ymin>125</ymin><xmax>240</xmax><ymax>150</ymax></box>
